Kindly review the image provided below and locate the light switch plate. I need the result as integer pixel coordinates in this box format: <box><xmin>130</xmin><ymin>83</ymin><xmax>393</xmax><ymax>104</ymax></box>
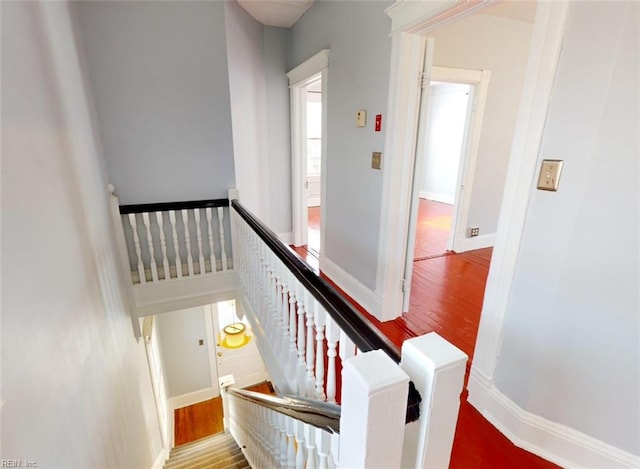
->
<box><xmin>356</xmin><ymin>110</ymin><xmax>367</xmax><ymax>127</ymax></box>
<box><xmin>372</xmin><ymin>152</ymin><xmax>382</xmax><ymax>170</ymax></box>
<box><xmin>537</xmin><ymin>159</ymin><xmax>563</xmax><ymax>191</ymax></box>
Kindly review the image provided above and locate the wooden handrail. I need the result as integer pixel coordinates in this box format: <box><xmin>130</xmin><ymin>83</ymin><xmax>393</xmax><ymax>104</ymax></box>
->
<box><xmin>119</xmin><ymin>198</ymin><xmax>229</xmax><ymax>214</ymax></box>
<box><xmin>231</xmin><ymin>199</ymin><xmax>421</xmax><ymax>424</ymax></box>
<box><xmin>226</xmin><ymin>387</ymin><xmax>341</xmax><ymax>434</ymax></box>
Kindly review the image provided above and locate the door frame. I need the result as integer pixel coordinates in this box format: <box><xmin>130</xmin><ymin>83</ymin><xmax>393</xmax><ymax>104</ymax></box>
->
<box><xmin>376</xmin><ymin>0</ymin><xmax>570</xmax><ymax>380</ymax></box>
<box><xmin>288</xmin><ymin>50</ymin><xmax>329</xmax><ymax>251</ymax></box>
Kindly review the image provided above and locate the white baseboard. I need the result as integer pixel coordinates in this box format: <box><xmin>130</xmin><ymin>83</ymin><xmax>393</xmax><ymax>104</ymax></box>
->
<box><xmin>419</xmin><ymin>190</ymin><xmax>454</xmax><ymax>205</ymax></box>
<box><xmin>150</xmin><ymin>447</ymin><xmax>169</xmax><ymax>469</ymax></box>
<box><xmin>320</xmin><ymin>254</ymin><xmax>383</xmax><ymax>320</ymax></box>
<box><xmin>453</xmin><ymin>232</ymin><xmax>496</xmax><ymax>253</ymax></box>
<box><xmin>166</xmin><ymin>387</ymin><xmax>219</xmax><ymax>449</ymax></box>
<box><xmin>307</xmin><ymin>198</ymin><xmax>321</xmax><ymax>207</ymax></box>
<box><xmin>468</xmin><ymin>368</ymin><xmax>640</xmax><ymax>469</ymax></box>
<box><xmin>168</xmin><ymin>387</ymin><xmax>218</xmax><ymax>411</ymax></box>
<box><xmin>277</xmin><ymin>231</ymin><xmax>294</xmax><ymax>245</ymax></box>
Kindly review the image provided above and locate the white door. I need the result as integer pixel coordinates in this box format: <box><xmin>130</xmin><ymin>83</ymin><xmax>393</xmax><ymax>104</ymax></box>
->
<box><xmin>207</xmin><ymin>300</ymin><xmax>268</xmax><ymax>390</ymax></box>
<box><xmin>402</xmin><ymin>37</ymin><xmax>435</xmax><ymax>312</ymax></box>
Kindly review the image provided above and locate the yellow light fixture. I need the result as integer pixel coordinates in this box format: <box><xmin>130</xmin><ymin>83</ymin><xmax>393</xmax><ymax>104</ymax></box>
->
<box><xmin>220</xmin><ymin>322</ymin><xmax>250</xmax><ymax>349</ymax></box>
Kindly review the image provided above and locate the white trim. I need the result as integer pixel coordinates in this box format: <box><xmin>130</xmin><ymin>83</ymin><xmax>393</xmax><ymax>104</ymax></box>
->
<box><xmin>448</xmin><ymin>70</ymin><xmax>490</xmax><ymax>253</ymax></box>
<box><xmin>419</xmin><ymin>191</ymin><xmax>454</xmax><ymax>205</ymax></box>
<box><xmin>470</xmin><ymin>0</ymin><xmax>570</xmax><ymax>384</ymax></box>
<box><xmin>453</xmin><ymin>233</ymin><xmax>495</xmax><ymax>253</ymax></box>
<box><xmin>320</xmin><ymin>254</ymin><xmax>383</xmax><ymax>320</ymax></box>
<box><xmin>277</xmin><ymin>231</ymin><xmax>294</xmax><ymax>245</ymax></box>
<box><xmin>468</xmin><ymin>372</ymin><xmax>640</xmax><ymax>469</ymax></box>
<box><xmin>385</xmin><ymin>0</ymin><xmax>488</xmax><ymax>36</ymax></box>
<box><xmin>287</xmin><ymin>49</ymin><xmax>329</xmax><ymax>87</ymax></box>
<box><xmin>203</xmin><ymin>304</ymin><xmax>220</xmax><ymax>393</ymax></box>
<box><xmin>375</xmin><ymin>32</ymin><xmax>426</xmax><ymax>320</ymax></box>
<box><xmin>168</xmin><ymin>387</ymin><xmax>218</xmax><ymax>412</ymax></box>
<box><xmin>289</xmin><ymin>52</ymin><xmax>329</xmax><ymax>249</ymax></box>
<box><xmin>132</xmin><ymin>271</ymin><xmax>236</xmax><ymax>317</ymax></box>
<box><xmin>150</xmin><ymin>448</ymin><xmax>169</xmax><ymax>469</ymax></box>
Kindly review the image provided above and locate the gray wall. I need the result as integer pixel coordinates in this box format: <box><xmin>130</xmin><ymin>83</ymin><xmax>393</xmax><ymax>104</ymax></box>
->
<box><xmin>430</xmin><ymin>9</ymin><xmax>534</xmax><ymax>236</ymax></box>
<box><xmin>291</xmin><ymin>0</ymin><xmax>393</xmax><ymax>289</ymax></box>
<box><xmin>494</xmin><ymin>1</ymin><xmax>639</xmax><ymax>454</ymax></box>
<box><xmin>1</xmin><ymin>2</ymin><xmax>161</xmax><ymax>465</ymax></box>
<box><xmin>264</xmin><ymin>26</ymin><xmax>293</xmax><ymax>234</ymax></box>
<box><xmin>224</xmin><ymin>1</ymin><xmax>292</xmax><ymax>233</ymax></box>
<box><xmin>156</xmin><ymin>307</ymin><xmax>212</xmax><ymax>398</ymax></box>
<box><xmin>75</xmin><ymin>1</ymin><xmax>235</xmax><ymax>204</ymax></box>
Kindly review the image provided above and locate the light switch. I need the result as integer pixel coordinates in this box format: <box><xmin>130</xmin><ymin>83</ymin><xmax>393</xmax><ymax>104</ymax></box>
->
<box><xmin>537</xmin><ymin>159</ymin><xmax>563</xmax><ymax>191</ymax></box>
<box><xmin>372</xmin><ymin>152</ymin><xmax>382</xmax><ymax>170</ymax></box>
<box><xmin>356</xmin><ymin>110</ymin><xmax>367</xmax><ymax>127</ymax></box>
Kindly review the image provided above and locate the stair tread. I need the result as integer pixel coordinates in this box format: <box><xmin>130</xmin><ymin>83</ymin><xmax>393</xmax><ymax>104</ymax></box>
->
<box><xmin>164</xmin><ymin>432</ymin><xmax>248</xmax><ymax>469</ymax></box>
<box><xmin>171</xmin><ymin>433</ymin><xmax>234</xmax><ymax>455</ymax></box>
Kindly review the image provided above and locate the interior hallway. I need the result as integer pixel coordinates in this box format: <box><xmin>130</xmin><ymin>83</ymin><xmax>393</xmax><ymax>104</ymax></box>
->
<box><xmin>293</xmin><ymin>206</ymin><xmax>559</xmax><ymax>468</ymax></box>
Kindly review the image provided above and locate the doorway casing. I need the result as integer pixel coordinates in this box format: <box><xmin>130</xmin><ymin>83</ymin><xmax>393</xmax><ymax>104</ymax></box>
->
<box><xmin>288</xmin><ymin>50</ymin><xmax>329</xmax><ymax>254</ymax></box>
<box><xmin>376</xmin><ymin>0</ymin><xmax>571</xmax><ymax>464</ymax></box>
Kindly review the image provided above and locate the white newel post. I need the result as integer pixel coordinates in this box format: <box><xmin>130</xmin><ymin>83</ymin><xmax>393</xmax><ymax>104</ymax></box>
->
<box><xmin>400</xmin><ymin>333</ymin><xmax>467</xmax><ymax>469</ymax></box>
<box><xmin>339</xmin><ymin>349</ymin><xmax>409</xmax><ymax>469</ymax></box>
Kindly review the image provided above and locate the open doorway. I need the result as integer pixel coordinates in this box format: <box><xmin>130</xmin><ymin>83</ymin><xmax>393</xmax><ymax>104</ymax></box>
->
<box><xmin>305</xmin><ymin>79</ymin><xmax>322</xmax><ymax>255</ymax></box>
<box><xmin>414</xmin><ymin>80</ymin><xmax>472</xmax><ymax>260</ymax></box>
<box><xmin>288</xmin><ymin>50</ymin><xmax>328</xmax><ymax>256</ymax></box>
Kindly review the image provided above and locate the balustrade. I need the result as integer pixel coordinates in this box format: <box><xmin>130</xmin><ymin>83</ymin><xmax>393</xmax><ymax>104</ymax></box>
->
<box><xmin>118</xmin><ymin>199</ymin><xmax>232</xmax><ymax>284</ymax></box>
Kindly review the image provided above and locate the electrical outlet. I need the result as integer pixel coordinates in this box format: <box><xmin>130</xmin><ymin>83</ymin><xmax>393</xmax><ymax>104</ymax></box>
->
<box><xmin>469</xmin><ymin>227</ymin><xmax>480</xmax><ymax>237</ymax></box>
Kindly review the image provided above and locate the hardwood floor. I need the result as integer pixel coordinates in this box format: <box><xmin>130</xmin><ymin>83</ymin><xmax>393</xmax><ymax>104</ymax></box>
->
<box><xmin>291</xmin><ymin>208</ymin><xmax>559</xmax><ymax>468</ymax></box>
<box><xmin>413</xmin><ymin>198</ymin><xmax>453</xmax><ymax>260</ymax></box>
<box><xmin>173</xmin><ymin>382</ymin><xmax>275</xmax><ymax>447</ymax></box>
<box><xmin>174</xmin><ymin>397</ymin><xmax>224</xmax><ymax>446</ymax></box>
<box><xmin>308</xmin><ymin>206</ymin><xmax>321</xmax><ymax>254</ymax></box>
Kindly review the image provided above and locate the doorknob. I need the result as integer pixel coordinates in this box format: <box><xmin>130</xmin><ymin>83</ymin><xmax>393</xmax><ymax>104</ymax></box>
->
<box><xmin>217</xmin><ymin>352</ymin><xmax>223</xmax><ymax>357</ymax></box>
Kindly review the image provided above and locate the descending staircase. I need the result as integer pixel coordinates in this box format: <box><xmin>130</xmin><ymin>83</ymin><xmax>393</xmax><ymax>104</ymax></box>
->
<box><xmin>164</xmin><ymin>433</ymin><xmax>250</xmax><ymax>469</ymax></box>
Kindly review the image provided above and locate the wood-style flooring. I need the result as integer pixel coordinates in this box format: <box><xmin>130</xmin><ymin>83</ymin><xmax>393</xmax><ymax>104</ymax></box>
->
<box><xmin>292</xmin><ymin>201</ymin><xmax>559</xmax><ymax>469</ymax></box>
<box><xmin>173</xmin><ymin>381</ymin><xmax>275</xmax><ymax>447</ymax></box>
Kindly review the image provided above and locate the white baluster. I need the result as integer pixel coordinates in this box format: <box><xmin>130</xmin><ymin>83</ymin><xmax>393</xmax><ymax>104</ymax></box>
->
<box><xmin>286</xmin><ymin>417</ymin><xmax>296</xmax><ymax>468</ymax></box>
<box><xmin>155</xmin><ymin>212</ymin><xmax>170</xmax><ymax>280</ymax></box>
<box><xmin>288</xmin><ymin>280</ymin><xmax>299</xmax><ymax>391</ymax></box>
<box><xmin>296</xmin><ymin>284</ymin><xmax>307</xmax><ymax>391</ymax></box>
<box><xmin>325</xmin><ymin>316</ymin><xmax>339</xmax><ymax>403</ymax></box>
<box><xmin>128</xmin><ymin>213</ymin><xmax>146</xmax><ymax>284</ymax></box>
<box><xmin>304</xmin><ymin>424</ymin><xmax>318</xmax><ymax>469</ymax></box>
<box><xmin>294</xmin><ymin>420</ymin><xmax>306</xmax><ymax>469</ymax></box>
<box><xmin>141</xmin><ymin>212</ymin><xmax>159</xmax><ymax>282</ymax></box>
<box><xmin>218</xmin><ymin>206</ymin><xmax>228</xmax><ymax>271</ymax></box>
<box><xmin>193</xmin><ymin>208</ymin><xmax>206</xmax><ymax>275</ymax></box>
<box><xmin>305</xmin><ymin>291</ymin><xmax>316</xmax><ymax>396</ymax></box>
<box><xmin>316</xmin><ymin>428</ymin><xmax>332</xmax><ymax>469</ymax></box>
<box><xmin>339</xmin><ymin>330</ymin><xmax>356</xmax><ymax>362</ymax></box>
<box><xmin>206</xmin><ymin>207</ymin><xmax>217</xmax><ymax>273</ymax></box>
<box><xmin>314</xmin><ymin>302</ymin><xmax>327</xmax><ymax>400</ymax></box>
<box><xmin>168</xmin><ymin>210</ymin><xmax>182</xmax><ymax>278</ymax></box>
<box><xmin>181</xmin><ymin>209</ymin><xmax>194</xmax><ymax>276</ymax></box>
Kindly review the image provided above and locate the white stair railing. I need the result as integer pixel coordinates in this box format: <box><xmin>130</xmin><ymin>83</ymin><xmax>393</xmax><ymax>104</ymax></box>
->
<box><xmin>228</xmin><ymin>193</ymin><xmax>468</xmax><ymax>469</ymax></box>
<box><xmin>116</xmin><ymin>198</ymin><xmax>233</xmax><ymax>284</ymax></box>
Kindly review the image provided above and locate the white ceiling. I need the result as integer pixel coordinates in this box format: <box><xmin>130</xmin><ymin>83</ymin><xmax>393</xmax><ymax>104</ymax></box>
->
<box><xmin>237</xmin><ymin>0</ymin><xmax>316</xmax><ymax>28</ymax></box>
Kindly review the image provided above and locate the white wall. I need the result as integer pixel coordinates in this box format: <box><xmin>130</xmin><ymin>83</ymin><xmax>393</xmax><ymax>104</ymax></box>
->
<box><xmin>430</xmin><ymin>8</ymin><xmax>534</xmax><ymax>236</ymax></box>
<box><xmin>291</xmin><ymin>1</ymin><xmax>393</xmax><ymax>289</ymax></box>
<box><xmin>156</xmin><ymin>307</ymin><xmax>213</xmax><ymax>398</ymax></box>
<box><xmin>420</xmin><ymin>83</ymin><xmax>470</xmax><ymax>205</ymax></box>
<box><xmin>74</xmin><ymin>1</ymin><xmax>236</xmax><ymax>205</ymax></box>
<box><xmin>494</xmin><ymin>1</ymin><xmax>639</xmax><ymax>456</ymax></box>
<box><xmin>1</xmin><ymin>2</ymin><xmax>162</xmax><ymax>466</ymax></box>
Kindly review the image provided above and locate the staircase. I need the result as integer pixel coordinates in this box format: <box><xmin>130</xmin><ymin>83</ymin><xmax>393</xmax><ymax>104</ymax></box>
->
<box><xmin>164</xmin><ymin>433</ymin><xmax>250</xmax><ymax>469</ymax></box>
